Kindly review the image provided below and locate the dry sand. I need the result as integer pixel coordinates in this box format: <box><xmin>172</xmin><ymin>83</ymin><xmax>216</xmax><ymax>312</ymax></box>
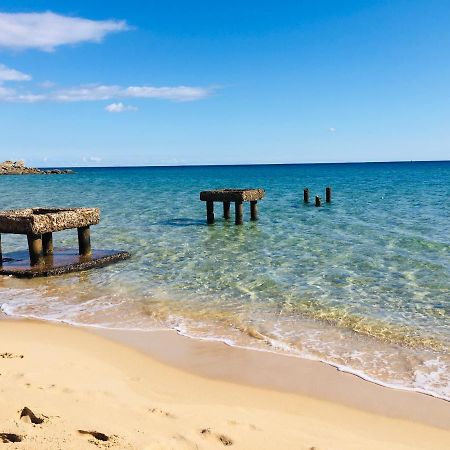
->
<box><xmin>1</xmin><ymin>319</ymin><xmax>449</xmax><ymax>449</ymax></box>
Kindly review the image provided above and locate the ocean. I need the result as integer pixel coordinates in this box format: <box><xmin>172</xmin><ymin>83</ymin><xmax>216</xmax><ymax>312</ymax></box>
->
<box><xmin>1</xmin><ymin>161</ymin><xmax>449</xmax><ymax>399</ymax></box>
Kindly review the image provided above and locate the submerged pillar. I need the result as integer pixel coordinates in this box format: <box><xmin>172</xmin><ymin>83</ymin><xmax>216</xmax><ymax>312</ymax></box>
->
<box><xmin>250</xmin><ymin>201</ymin><xmax>258</xmax><ymax>221</ymax></box>
<box><xmin>78</xmin><ymin>226</ymin><xmax>92</xmax><ymax>256</ymax></box>
<box><xmin>235</xmin><ymin>201</ymin><xmax>244</xmax><ymax>225</ymax></box>
<box><xmin>206</xmin><ymin>201</ymin><xmax>215</xmax><ymax>224</ymax></box>
<box><xmin>27</xmin><ymin>233</ymin><xmax>44</xmax><ymax>266</ymax></box>
<box><xmin>42</xmin><ymin>232</ymin><xmax>53</xmax><ymax>255</ymax></box>
<box><xmin>326</xmin><ymin>187</ymin><xmax>332</xmax><ymax>203</ymax></box>
<box><xmin>223</xmin><ymin>201</ymin><xmax>231</xmax><ymax>220</ymax></box>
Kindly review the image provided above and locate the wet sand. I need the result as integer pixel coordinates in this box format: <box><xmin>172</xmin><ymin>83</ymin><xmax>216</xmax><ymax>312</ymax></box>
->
<box><xmin>94</xmin><ymin>326</ymin><xmax>450</xmax><ymax>429</ymax></box>
<box><xmin>0</xmin><ymin>318</ymin><xmax>449</xmax><ymax>449</ymax></box>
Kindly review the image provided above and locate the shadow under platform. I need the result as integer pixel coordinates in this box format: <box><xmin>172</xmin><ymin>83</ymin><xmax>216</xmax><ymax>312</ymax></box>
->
<box><xmin>0</xmin><ymin>248</ymin><xmax>130</xmax><ymax>278</ymax></box>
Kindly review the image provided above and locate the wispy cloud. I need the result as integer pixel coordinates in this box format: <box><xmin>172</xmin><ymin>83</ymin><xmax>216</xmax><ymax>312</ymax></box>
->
<box><xmin>0</xmin><ymin>83</ymin><xmax>214</xmax><ymax>103</ymax></box>
<box><xmin>82</xmin><ymin>156</ymin><xmax>102</xmax><ymax>163</ymax></box>
<box><xmin>328</xmin><ymin>127</ymin><xmax>336</xmax><ymax>132</ymax></box>
<box><xmin>105</xmin><ymin>102</ymin><xmax>137</xmax><ymax>113</ymax></box>
<box><xmin>0</xmin><ymin>86</ymin><xmax>14</xmax><ymax>96</ymax></box>
<box><xmin>0</xmin><ymin>12</ymin><xmax>129</xmax><ymax>51</ymax></box>
<box><xmin>0</xmin><ymin>63</ymin><xmax>31</xmax><ymax>82</ymax></box>
<box><xmin>124</xmin><ymin>86</ymin><xmax>211</xmax><ymax>102</ymax></box>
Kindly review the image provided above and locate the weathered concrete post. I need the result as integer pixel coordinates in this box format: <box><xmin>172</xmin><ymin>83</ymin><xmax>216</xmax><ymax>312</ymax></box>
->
<box><xmin>0</xmin><ymin>234</ymin><xmax>2</xmax><ymax>266</ymax></box>
<box><xmin>223</xmin><ymin>201</ymin><xmax>231</xmax><ymax>220</ymax></box>
<box><xmin>315</xmin><ymin>196</ymin><xmax>322</xmax><ymax>207</ymax></box>
<box><xmin>326</xmin><ymin>187</ymin><xmax>332</xmax><ymax>203</ymax></box>
<box><xmin>206</xmin><ymin>201</ymin><xmax>215</xmax><ymax>224</ymax></box>
<box><xmin>250</xmin><ymin>201</ymin><xmax>258</xmax><ymax>221</ymax></box>
<box><xmin>78</xmin><ymin>226</ymin><xmax>92</xmax><ymax>256</ymax></box>
<box><xmin>304</xmin><ymin>188</ymin><xmax>310</xmax><ymax>203</ymax></box>
<box><xmin>42</xmin><ymin>232</ymin><xmax>53</xmax><ymax>255</ymax></box>
<box><xmin>235</xmin><ymin>201</ymin><xmax>244</xmax><ymax>225</ymax></box>
<box><xmin>27</xmin><ymin>233</ymin><xmax>44</xmax><ymax>265</ymax></box>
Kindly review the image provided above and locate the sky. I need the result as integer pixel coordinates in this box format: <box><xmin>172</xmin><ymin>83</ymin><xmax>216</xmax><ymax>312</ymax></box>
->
<box><xmin>0</xmin><ymin>0</ymin><xmax>449</xmax><ymax>166</ymax></box>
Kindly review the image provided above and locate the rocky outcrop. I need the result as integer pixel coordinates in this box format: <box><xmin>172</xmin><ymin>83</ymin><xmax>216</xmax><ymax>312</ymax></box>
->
<box><xmin>0</xmin><ymin>160</ymin><xmax>74</xmax><ymax>175</ymax></box>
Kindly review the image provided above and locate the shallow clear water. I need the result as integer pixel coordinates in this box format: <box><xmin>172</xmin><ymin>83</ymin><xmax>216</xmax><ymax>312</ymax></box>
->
<box><xmin>1</xmin><ymin>162</ymin><xmax>449</xmax><ymax>399</ymax></box>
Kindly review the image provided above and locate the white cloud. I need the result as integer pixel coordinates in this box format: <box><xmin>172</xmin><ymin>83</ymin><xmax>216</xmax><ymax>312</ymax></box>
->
<box><xmin>82</xmin><ymin>156</ymin><xmax>102</xmax><ymax>163</ymax></box>
<box><xmin>105</xmin><ymin>102</ymin><xmax>137</xmax><ymax>113</ymax></box>
<box><xmin>0</xmin><ymin>12</ymin><xmax>129</xmax><ymax>51</ymax></box>
<box><xmin>0</xmin><ymin>87</ymin><xmax>45</xmax><ymax>102</ymax></box>
<box><xmin>53</xmin><ymin>85</ymin><xmax>211</xmax><ymax>102</ymax></box>
<box><xmin>0</xmin><ymin>85</ymin><xmax>14</xmax><ymax>96</ymax></box>
<box><xmin>124</xmin><ymin>86</ymin><xmax>211</xmax><ymax>101</ymax></box>
<box><xmin>0</xmin><ymin>63</ymin><xmax>31</xmax><ymax>82</ymax></box>
<box><xmin>328</xmin><ymin>127</ymin><xmax>336</xmax><ymax>132</ymax></box>
<box><xmin>55</xmin><ymin>84</ymin><xmax>120</xmax><ymax>101</ymax></box>
<box><xmin>0</xmin><ymin>83</ymin><xmax>214</xmax><ymax>103</ymax></box>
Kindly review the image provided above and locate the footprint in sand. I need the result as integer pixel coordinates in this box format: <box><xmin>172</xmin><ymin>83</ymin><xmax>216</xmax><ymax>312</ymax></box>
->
<box><xmin>200</xmin><ymin>428</ymin><xmax>233</xmax><ymax>446</ymax></box>
<box><xmin>20</xmin><ymin>406</ymin><xmax>46</xmax><ymax>425</ymax></box>
<box><xmin>148</xmin><ymin>407</ymin><xmax>174</xmax><ymax>418</ymax></box>
<box><xmin>0</xmin><ymin>433</ymin><xmax>23</xmax><ymax>443</ymax></box>
<box><xmin>78</xmin><ymin>429</ymin><xmax>110</xmax><ymax>442</ymax></box>
<box><xmin>0</xmin><ymin>352</ymin><xmax>23</xmax><ymax>359</ymax></box>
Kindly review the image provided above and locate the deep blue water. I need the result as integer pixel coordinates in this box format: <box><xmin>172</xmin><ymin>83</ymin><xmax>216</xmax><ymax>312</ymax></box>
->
<box><xmin>1</xmin><ymin>161</ymin><xmax>449</xmax><ymax>398</ymax></box>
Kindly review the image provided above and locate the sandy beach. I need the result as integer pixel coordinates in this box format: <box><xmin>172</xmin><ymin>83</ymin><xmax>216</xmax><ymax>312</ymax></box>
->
<box><xmin>1</xmin><ymin>319</ymin><xmax>449</xmax><ymax>449</ymax></box>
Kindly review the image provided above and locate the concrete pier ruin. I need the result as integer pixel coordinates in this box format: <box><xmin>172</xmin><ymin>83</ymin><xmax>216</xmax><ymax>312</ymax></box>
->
<box><xmin>0</xmin><ymin>207</ymin><xmax>130</xmax><ymax>278</ymax></box>
<box><xmin>200</xmin><ymin>189</ymin><xmax>265</xmax><ymax>225</ymax></box>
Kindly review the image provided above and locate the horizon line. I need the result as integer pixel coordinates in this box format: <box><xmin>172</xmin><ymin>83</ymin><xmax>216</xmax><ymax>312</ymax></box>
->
<box><xmin>37</xmin><ymin>158</ymin><xmax>450</xmax><ymax>169</ymax></box>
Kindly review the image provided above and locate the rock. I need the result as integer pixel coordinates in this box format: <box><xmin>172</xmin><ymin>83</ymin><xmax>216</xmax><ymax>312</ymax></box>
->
<box><xmin>0</xmin><ymin>161</ymin><xmax>75</xmax><ymax>175</ymax></box>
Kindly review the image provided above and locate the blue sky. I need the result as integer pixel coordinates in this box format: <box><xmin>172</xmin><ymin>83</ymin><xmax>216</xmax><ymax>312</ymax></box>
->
<box><xmin>0</xmin><ymin>1</ymin><xmax>449</xmax><ymax>166</ymax></box>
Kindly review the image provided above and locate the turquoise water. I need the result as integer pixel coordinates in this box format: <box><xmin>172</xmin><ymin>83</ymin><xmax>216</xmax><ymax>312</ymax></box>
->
<box><xmin>1</xmin><ymin>162</ymin><xmax>450</xmax><ymax>399</ymax></box>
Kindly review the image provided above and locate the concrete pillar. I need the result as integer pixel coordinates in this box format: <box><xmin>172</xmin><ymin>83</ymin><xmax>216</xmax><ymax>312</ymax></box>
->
<box><xmin>42</xmin><ymin>232</ymin><xmax>53</xmax><ymax>255</ymax></box>
<box><xmin>223</xmin><ymin>201</ymin><xmax>231</xmax><ymax>220</ymax></box>
<box><xmin>235</xmin><ymin>201</ymin><xmax>244</xmax><ymax>225</ymax></box>
<box><xmin>0</xmin><ymin>234</ymin><xmax>2</xmax><ymax>266</ymax></box>
<box><xmin>304</xmin><ymin>188</ymin><xmax>310</xmax><ymax>203</ymax></box>
<box><xmin>78</xmin><ymin>226</ymin><xmax>92</xmax><ymax>256</ymax></box>
<box><xmin>27</xmin><ymin>233</ymin><xmax>44</xmax><ymax>265</ymax></box>
<box><xmin>250</xmin><ymin>201</ymin><xmax>258</xmax><ymax>221</ymax></box>
<box><xmin>326</xmin><ymin>187</ymin><xmax>332</xmax><ymax>203</ymax></box>
<box><xmin>206</xmin><ymin>201</ymin><xmax>215</xmax><ymax>224</ymax></box>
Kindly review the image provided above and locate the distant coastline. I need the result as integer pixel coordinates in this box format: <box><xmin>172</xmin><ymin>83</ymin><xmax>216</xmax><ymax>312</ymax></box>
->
<box><xmin>0</xmin><ymin>160</ymin><xmax>74</xmax><ymax>175</ymax></box>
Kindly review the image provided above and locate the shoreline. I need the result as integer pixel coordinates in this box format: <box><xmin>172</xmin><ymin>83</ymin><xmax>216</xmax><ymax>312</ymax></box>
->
<box><xmin>2</xmin><ymin>313</ymin><xmax>450</xmax><ymax>432</ymax></box>
<box><xmin>3</xmin><ymin>298</ymin><xmax>449</xmax><ymax>406</ymax></box>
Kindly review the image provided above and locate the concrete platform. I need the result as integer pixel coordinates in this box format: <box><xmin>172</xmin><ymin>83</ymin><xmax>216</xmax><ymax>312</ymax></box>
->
<box><xmin>0</xmin><ymin>207</ymin><xmax>99</xmax><ymax>234</ymax></box>
<box><xmin>200</xmin><ymin>188</ymin><xmax>265</xmax><ymax>202</ymax></box>
<box><xmin>0</xmin><ymin>248</ymin><xmax>130</xmax><ymax>278</ymax></box>
<box><xmin>200</xmin><ymin>188</ymin><xmax>265</xmax><ymax>224</ymax></box>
